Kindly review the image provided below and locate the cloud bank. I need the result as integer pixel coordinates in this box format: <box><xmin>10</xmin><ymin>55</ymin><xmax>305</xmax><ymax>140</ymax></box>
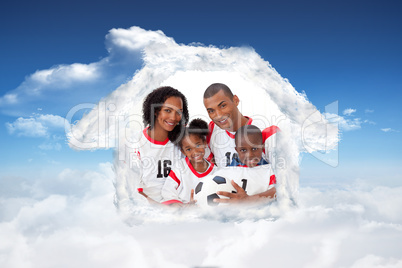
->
<box><xmin>1</xmin><ymin>163</ymin><xmax>401</xmax><ymax>267</ymax></box>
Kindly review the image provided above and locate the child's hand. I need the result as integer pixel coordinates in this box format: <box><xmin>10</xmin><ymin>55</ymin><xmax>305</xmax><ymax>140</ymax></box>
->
<box><xmin>138</xmin><ymin>189</ymin><xmax>159</xmax><ymax>205</ymax></box>
<box><xmin>184</xmin><ymin>189</ymin><xmax>198</xmax><ymax>208</ymax></box>
<box><xmin>214</xmin><ymin>180</ymin><xmax>250</xmax><ymax>203</ymax></box>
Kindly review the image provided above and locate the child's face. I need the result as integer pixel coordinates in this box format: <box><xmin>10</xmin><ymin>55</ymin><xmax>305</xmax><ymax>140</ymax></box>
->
<box><xmin>203</xmin><ymin>90</ymin><xmax>240</xmax><ymax>132</ymax></box>
<box><xmin>235</xmin><ymin>134</ymin><xmax>263</xmax><ymax>167</ymax></box>
<box><xmin>154</xmin><ymin>96</ymin><xmax>183</xmax><ymax>132</ymax></box>
<box><xmin>181</xmin><ymin>134</ymin><xmax>206</xmax><ymax>164</ymax></box>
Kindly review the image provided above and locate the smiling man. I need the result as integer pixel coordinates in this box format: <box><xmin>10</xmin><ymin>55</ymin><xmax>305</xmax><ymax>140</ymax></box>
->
<box><xmin>203</xmin><ymin>83</ymin><xmax>279</xmax><ymax>167</ymax></box>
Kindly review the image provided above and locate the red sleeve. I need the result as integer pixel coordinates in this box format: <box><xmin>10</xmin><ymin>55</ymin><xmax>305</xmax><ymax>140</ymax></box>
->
<box><xmin>205</xmin><ymin>121</ymin><xmax>215</xmax><ymax>161</ymax></box>
<box><xmin>168</xmin><ymin>170</ymin><xmax>181</xmax><ymax>189</ymax></box>
<box><xmin>161</xmin><ymin>200</ymin><xmax>183</xmax><ymax>205</ymax></box>
<box><xmin>269</xmin><ymin>175</ymin><xmax>276</xmax><ymax>185</ymax></box>
<box><xmin>262</xmin><ymin>125</ymin><xmax>280</xmax><ymax>142</ymax></box>
<box><xmin>206</xmin><ymin>151</ymin><xmax>214</xmax><ymax>162</ymax></box>
<box><xmin>206</xmin><ymin>121</ymin><xmax>215</xmax><ymax>147</ymax></box>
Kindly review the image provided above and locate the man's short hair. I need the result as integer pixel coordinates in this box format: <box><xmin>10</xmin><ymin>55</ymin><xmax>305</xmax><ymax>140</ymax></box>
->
<box><xmin>203</xmin><ymin>83</ymin><xmax>234</xmax><ymax>100</ymax></box>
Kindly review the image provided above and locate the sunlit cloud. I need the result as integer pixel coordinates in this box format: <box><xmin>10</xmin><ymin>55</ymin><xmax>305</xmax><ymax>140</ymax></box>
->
<box><xmin>5</xmin><ymin>113</ymin><xmax>66</xmax><ymax>138</ymax></box>
<box><xmin>6</xmin><ymin>117</ymin><xmax>48</xmax><ymax>137</ymax></box>
<box><xmin>0</xmin><ymin>26</ymin><xmax>161</xmax><ymax>116</ymax></box>
<box><xmin>106</xmin><ymin>26</ymin><xmax>174</xmax><ymax>52</ymax></box>
<box><xmin>363</xmin><ymin>119</ymin><xmax>376</xmax><ymax>125</ymax></box>
<box><xmin>325</xmin><ymin>113</ymin><xmax>362</xmax><ymax>131</ymax></box>
<box><xmin>0</xmin><ymin>64</ymin><xmax>99</xmax><ymax>106</ymax></box>
<box><xmin>343</xmin><ymin>108</ymin><xmax>356</xmax><ymax>116</ymax></box>
<box><xmin>381</xmin><ymin>128</ymin><xmax>399</xmax><ymax>133</ymax></box>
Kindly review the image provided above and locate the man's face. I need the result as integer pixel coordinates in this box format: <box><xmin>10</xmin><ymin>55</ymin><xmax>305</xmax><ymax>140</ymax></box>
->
<box><xmin>203</xmin><ymin>90</ymin><xmax>239</xmax><ymax>131</ymax></box>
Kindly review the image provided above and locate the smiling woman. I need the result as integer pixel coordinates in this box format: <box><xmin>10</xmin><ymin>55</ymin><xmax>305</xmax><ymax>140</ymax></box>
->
<box><xmin>114</xmin><ymin>86</ymin><xmax>189</xmax><ymax>206</ymax></box>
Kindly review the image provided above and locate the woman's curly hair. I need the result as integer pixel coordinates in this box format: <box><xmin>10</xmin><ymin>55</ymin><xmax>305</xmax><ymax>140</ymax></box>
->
<box><xmin>142</xmin><ymin>86</ymin><xmax>189</xmax><ymax>142</ymax></box>
<box><xmin>176</xmin><ymin>118</ymin><xmax>209</xmax><ymax>148</ymax></box>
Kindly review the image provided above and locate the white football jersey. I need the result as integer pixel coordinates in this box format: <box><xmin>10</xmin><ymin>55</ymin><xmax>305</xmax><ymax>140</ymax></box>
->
<box><xmin>206</xmin><ymin>117</ymin><xmax>280</xmax><ymax>167</ymax></box>
<box><xmin>131</xmin><ymin>127</ymin><xmax>183</xmax><ymax>202</ymax></box>
<box><xmin>161</xmin><ymin>157</ymin><xmax>217</xmax><ymax>204</ymax></box>
<box><xmin>198</xmin><ymin>164</ymin><xmax>276</xmax><ymax>197</ymax></box>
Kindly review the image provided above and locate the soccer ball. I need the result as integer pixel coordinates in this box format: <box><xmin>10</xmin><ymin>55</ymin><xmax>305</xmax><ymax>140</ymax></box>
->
<box><xmin>194</xmin><ymin>175</ymin><xmax>236</xmax><ymax>207</ymax></box>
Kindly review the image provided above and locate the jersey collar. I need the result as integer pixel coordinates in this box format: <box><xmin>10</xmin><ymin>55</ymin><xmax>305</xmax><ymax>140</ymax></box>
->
<box><xmin>231</xmin><ymin>156</ymin><xmax>269</xmax><ymax>167</ymax></box>
<box><xmin>225</xmin><ymin>116</ymin><xmax>253</xmax><ymax>139</ymax></box>
<box><xmin>185</xmin><ymin>157</ymin><xmax>214</xmax><ymax>178</ymax></box>
<box><xmin>143</xmin><ymin>127</ymin><xmax>169</xmax><ymax>145</ymax></box>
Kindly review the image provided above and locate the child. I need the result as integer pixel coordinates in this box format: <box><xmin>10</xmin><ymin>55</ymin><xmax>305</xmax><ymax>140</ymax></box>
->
<box><xmin>161</xmin><ymin>119</ymin><xmax>217</xmax><ymax>206</ymax></box>
<box><xmin>213</xmin><ymin>124</ymin><xmax>276</xmax><ymax>204</ymax></box>
<box><xmin>231</xmin><ymin>124</ymin><xmax>271</xmax><ymax>168</ymax></box>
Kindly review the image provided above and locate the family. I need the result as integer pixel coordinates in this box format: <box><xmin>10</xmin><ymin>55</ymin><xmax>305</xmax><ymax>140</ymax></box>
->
<box><xmin>130</xmin><ymin>83</ymin><xmax>280</xmax><ymax>208</ymax></box>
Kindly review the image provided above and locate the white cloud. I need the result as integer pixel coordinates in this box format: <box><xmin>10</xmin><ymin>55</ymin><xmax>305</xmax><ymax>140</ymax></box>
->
<box><xmin>30</xmin><ymin>63</ymin><xmax>99</xmax><ymax>86</ymax></box>
<box><xmin>38</xmin><ymin>142</ymin><xmax>62</xmax><ymax>151</ymax></box>
<box><xmin>6</xmin><ymin>113</ymin><xmax>67</xmax><ymax>138</ymax></box>
<box><xmin>36</xmin><ymin>114</ymin><xmax>66</xmax><ymax>129</ymax></box>
<box><xmin>0</xmin><ymin>64</ymin><xmax>100</xmax><ymax>107</ymax></box>
<box><xmin>365</xmin><ymin>109</ymin><xmax>374</xmax><ymax>113</ymax></box>
<box><xmin>325</xmin><ymin>113</ymin><xmax>362</xmax><ymax>131</ymax></box>
<box><xmin>350</xmin><ymin>255</ymin><xmax>402</xmax><ymax>268</ymax></box>
<box><xmin>381</xmin><ymin>128</ymin><xmax>399</xmax><ymax>133</ymax></box>
<box><xmin>106</xmin><ymin>26</ymin><xmax>175</xmax><ymax>52</ymax></box>
<box><xmin>1</xmin><ymin>93</ymin><xmax>18</xmax><ymax>104</ymax></box>
<box><xmin>6</xmin><ymin>117</ymin><xmax>48</xmax><ymax>137</ymax></box>
<box><xmin>325</xmin><ymin>112</ymin><xmax>378</xmax><ymax>132</ymax></box>
<box><xmin>339</xmin><ymin>117</ymin><xmax>362</xmax><ymax>131</ymax></box>
<box><xmin>1</xmin><ymin>164</ymin><xmax>402</xmax><ymax>267</ymax></box>
<box><xmin>0</xmin><ymin>26</ymin><xmax>175</xmax><ymax>116</ymax></box>
<box><xmin>343</xmin><ymin>108</ymin><xmax>356</xmax><ymax>116</ymax></box>
<box><xmin>364</xmin><ymin>119</ymin><xmax>376</xmax><ymax>125</ymax></box>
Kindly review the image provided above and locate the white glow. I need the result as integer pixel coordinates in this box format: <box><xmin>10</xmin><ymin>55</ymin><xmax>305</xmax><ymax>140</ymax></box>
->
<box><xmin>67</xmin><ymin>27</ymin><xmax>340</xmax><ymax>214</ymax></box>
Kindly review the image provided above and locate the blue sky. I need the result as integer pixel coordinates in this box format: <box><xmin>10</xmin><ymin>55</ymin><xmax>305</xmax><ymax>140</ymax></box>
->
<box><xmin>1</xmin><ymin>0</ymin><xmax>401</xmax><ymax>184</ymax></box>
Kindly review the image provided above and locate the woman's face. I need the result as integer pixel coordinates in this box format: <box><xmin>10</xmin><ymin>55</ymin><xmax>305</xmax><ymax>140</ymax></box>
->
<box><xmin>181</xmin><ymin>134</ymin><xmax>206</xmax><ymax>164</ymax></box>
<box><xmin>154</xmin><ymin>96</ymin><xmax>183</xmax><ymax>132</ymax></box>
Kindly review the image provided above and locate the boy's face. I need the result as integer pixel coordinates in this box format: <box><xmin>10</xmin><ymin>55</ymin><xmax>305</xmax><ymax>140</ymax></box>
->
<box><xmin>203</xmin><ymin>90</ymin><xmax>240</xmax><ymax>132</ymax></box>
<box><xmin>235</xmin><ymin>134</ymin><xmax>263</xmax><ymax>167</ymax></box>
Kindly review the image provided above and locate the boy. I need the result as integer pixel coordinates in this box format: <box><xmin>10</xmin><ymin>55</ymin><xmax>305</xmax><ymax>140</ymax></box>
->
<box><xmin>213</xmin><ymin>124</ymin><xmax>276</xmax><ymax>203</ymax></box>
